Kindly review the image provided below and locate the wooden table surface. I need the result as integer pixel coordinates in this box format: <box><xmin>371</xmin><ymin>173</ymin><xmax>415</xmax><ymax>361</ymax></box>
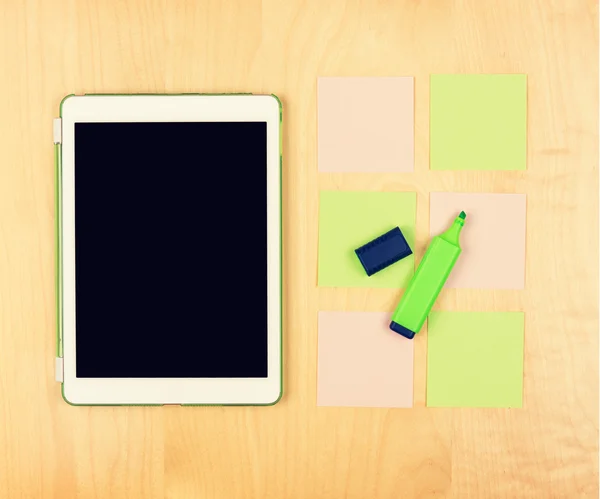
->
<box><xmin>0</xmin><ymin>1</ymin><xmax>598</xmax><ymax>497</ymax></box>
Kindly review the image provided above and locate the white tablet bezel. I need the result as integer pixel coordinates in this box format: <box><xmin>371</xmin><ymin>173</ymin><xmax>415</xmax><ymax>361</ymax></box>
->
<box><xmin>60</xmin><ymin>95</ymin><xmax>281</xmax><ymax>405</ymax></box>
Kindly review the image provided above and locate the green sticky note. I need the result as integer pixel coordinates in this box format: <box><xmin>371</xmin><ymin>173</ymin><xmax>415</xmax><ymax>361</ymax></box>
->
<box><xmin>318</xmin><ymin>191</ymin><xmax>416</xmax><ymax>288</ymax></box>
<box><xmin>427</xmin><ymin>312</ymin><xmax>524</xmax><ymax>408</ymax></box>
<box><xmin>430</xmin><ymin>74</ymin><xmax>527</xmax><ymax>170</ymax></box>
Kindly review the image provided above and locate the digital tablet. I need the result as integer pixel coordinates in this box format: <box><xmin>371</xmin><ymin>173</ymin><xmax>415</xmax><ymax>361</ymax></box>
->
<box><xmin>54</xmin><ymin>94</ymin><xmax>282</xmax><ymax>405</ymax></box>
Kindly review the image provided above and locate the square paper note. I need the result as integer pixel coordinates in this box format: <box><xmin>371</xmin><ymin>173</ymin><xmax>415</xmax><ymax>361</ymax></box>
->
<box><xmin>318</xmin><ymin>77</ymin><xmax>414</xmax><ymax>172</ymax></box>
<box><xmin>427</xmin><ymin>312</ymin><xmax>525</xmax><ymax>408</ymax></box>
<box><xmin>318</xmin><ymin>191</ymin><xmax>416</xmax><ymax>288</ymax></box>
<box><xmin>318</xmin><ymin>312</ymin><xmax>414</xmax><ymax>408</ymax></box>
<box><xmin>430</xmin><ymin>74</ymin><xmax>527</xmax><ymax>170</ymax></box>
<box><xmin>430</xmin><ymin>192</ymin><xmax>526</xmax><ymax>289</ymax></box>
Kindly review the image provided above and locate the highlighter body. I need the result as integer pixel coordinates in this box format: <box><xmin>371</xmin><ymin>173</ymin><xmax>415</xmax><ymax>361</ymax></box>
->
<box><xmin>390</xmin><ymin>213</ymin><xmax>465</xmax><ymax>339</ymax></box>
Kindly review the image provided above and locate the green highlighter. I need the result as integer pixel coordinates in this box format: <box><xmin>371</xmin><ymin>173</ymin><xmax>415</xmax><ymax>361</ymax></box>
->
<box><xmin>390</xmin><ymin>211</ymin><xmax>466</xmax><ymax>339</ymax></box>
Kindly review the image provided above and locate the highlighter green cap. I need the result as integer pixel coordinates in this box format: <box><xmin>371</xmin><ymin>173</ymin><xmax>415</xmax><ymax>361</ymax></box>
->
<box><xmin>390</xmin><ymin>211</ymin><xmax>466</xmax><ymax>339</ymax></box>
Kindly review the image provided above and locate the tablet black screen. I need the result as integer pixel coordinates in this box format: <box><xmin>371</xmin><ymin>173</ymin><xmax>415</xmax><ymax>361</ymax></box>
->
<box><xmin>74</xmin><ymin>122</ymin><xmax>268</xmax><ymax>378</ymax></box>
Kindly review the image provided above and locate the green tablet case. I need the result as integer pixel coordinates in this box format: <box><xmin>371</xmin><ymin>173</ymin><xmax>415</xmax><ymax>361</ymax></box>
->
<box><xmin>54</xmin><ymin>94</ymin><xmax>283</xmax><ymax>406</ymax></box>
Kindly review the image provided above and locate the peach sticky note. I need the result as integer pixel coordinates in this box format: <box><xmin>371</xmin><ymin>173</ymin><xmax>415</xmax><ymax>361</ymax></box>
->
<box><xmin>317</xmin><ymin>311</ymin><xmax>414</xmax><ymax>408</ymax></box>
<box><xmin>430</xmin><ymin>193</ymin><xmax>527</xmax><ymax>289</ymax></box>
<box><xmin>318</xmin><ymin>77</ymin><xmax>414</xmax><ymax>172</ymax></box>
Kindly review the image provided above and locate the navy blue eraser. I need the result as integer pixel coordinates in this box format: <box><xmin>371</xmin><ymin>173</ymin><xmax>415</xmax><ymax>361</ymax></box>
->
<box><xmin>354</xmin><ymin>227</ymin><xmax>412</xmax><ymax>276</ymax></box>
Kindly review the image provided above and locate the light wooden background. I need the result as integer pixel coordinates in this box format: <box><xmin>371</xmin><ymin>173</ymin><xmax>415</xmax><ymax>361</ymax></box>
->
<box><xmin>0</xmin><ymin>0</ymin><xmax>597</xmax><ymax>498</ymax></box>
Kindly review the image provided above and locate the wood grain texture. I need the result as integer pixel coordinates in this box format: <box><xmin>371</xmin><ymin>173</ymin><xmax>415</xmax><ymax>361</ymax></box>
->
<box><xmin>0</xmin><ymin>0</ymin><xmax>597</xmax><ymax>497</ymax></box>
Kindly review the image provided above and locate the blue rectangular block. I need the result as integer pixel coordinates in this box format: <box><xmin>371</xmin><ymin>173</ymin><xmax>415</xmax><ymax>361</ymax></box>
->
<box><xmin>354</xmin><ymin>227</ymin><xmax>412</xmax><ymax>277</ymax></box>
